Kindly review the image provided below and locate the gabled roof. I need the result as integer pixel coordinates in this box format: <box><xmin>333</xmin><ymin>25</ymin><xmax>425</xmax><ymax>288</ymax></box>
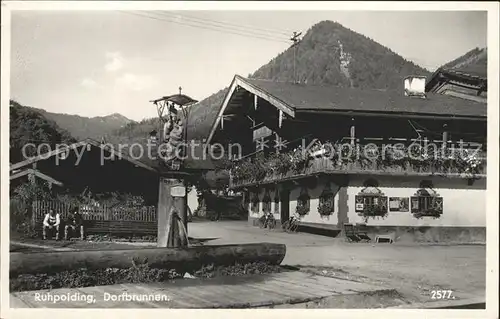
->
<box><xmin>10</xmin><ymin>138</ymin><xmax>156</xmax><ymax>172</ymax></box>
<box><xmin>10</xmin><ymin>168</ymin><xmax>64</xmax><ymax>187</ymax></box>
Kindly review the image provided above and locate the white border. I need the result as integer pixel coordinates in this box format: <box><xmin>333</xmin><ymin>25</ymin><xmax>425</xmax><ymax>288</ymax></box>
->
<box><xmin>1</xmin><ymin>2</ymin><xmax>499</xmax><ymax>319</ymax></box>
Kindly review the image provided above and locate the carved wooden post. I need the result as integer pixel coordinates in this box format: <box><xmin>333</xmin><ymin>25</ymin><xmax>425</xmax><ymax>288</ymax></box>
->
<box><xmin>350</xmin><ymin>118</ymin><xmax>356</xmax><ymax>146</ymax></box>
<box><xmin>442</xmin><ymin>123</ymin><xmax>448</xmax><ymax>152</ymax></box>
<box><xmin>157</xmin><ymin>177</ymin><xmax>187</xmax><ymax>248</ymax></box>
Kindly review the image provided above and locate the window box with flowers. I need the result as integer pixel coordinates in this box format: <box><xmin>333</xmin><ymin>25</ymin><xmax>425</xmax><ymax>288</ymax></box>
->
<box><xmin>318</xmin><ymin>182</ymin><xmax>335</xmax><ymax>216</ymax></box>
<box><xmin>295</xmin><ymin>187</ymin><xmax>310</xmax><ymax>216</ymax></box>
<box><xmin>355</xmin><ymin>184</ymin><xmax>388</xmax><ymax>222</ymax></box>
<box><xmin>229</xmin><ymin>140</ymin><xmax>486</xmax><ymax>188</ymax></box>
<box><xmin>411</xmin><ymin>188</ymin><xmax>443</xmax><ymax>219</ymax></box>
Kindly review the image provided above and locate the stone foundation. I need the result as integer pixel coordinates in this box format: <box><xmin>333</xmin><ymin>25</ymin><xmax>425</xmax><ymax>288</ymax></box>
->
<box><xmin>247</xmin><ymin>217</ymin><xmax>485</xmax><ymax>243</ymax></box>
<box><xmin>361</xmin><ymin>226</ymin><xmax>486</xmax><ymax>244</ymax></box>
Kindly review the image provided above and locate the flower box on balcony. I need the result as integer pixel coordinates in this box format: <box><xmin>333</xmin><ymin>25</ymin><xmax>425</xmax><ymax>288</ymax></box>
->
<box><xmin>229</xmin><ymin>143</ymin><xmax>486</xmax><ymax>188</ymax></box>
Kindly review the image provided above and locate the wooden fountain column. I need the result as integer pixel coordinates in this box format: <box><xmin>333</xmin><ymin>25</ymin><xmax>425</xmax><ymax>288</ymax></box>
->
<box><xmin>157</xmin><ymin>176</ymin><xmax>188</xmax><ymax>248</ymax></box>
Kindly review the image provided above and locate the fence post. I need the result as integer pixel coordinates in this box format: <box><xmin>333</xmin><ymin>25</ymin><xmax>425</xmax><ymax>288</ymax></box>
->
<box><xmin>31</xmin><ymin>201</ymin><xmax>37</xmax><ymax>229</ymax></box>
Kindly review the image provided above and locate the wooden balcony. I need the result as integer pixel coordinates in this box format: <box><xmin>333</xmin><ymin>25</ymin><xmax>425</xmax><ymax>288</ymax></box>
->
<box><xmin>229</xmin><ymin>155</ymin><xmax>487</xmax><ymax>188</ymax></box>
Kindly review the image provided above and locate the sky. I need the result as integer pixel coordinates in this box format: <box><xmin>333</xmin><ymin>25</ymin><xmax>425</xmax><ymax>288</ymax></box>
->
<box><xmin>10</xmin><ymin>10</ymin><xmax>487</xmax><ymax>121</ymax></box>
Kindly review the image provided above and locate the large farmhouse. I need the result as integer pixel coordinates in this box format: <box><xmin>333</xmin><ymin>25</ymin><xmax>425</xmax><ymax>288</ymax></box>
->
<box><xmin>204</xmin><ymin>75</ymin><xmax>487</xmax><ymax>241</ymax></box>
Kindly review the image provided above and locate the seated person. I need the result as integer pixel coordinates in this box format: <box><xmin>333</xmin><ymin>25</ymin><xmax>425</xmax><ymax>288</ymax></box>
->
<box><xmin>64</xmin><ymin>208</ymin><xmax>84</xmax><ymax>240</ymax></box>
<box><xmin>43</xmin><ymin>209</ymin><xmax>60</xmax><ymax>240</ymax></box>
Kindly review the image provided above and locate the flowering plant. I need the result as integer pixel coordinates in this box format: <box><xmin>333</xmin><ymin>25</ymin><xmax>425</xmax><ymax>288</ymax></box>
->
<box><xmin>412</xmin><ymin>209</ymin><xmax>442</xmax><ymax>219</ymax></box>
<box><xmin>317</xmin><ymin>199</ymin><xmax>334</xmax><ymax>216</ymax></box>
<box><xmin>359</xmin><ymin>205</ymin><xmax>388</xmax><ymax>223</ymax></box>
<box><xmin>289</xmin><ymin>146</ymin><xmax>310</xmax><ymax>172</ymax></box>
<box><xmin>229</xmin><ymin>139</ymin><xmax>485</xmax><ymax>185</ymax></box>
<box><xmin>267</xmin><ymin>152</ymin><xmax>293</xmax><ymax>176</ymax></box>
<box><xmin>295</xmin><ymin>204</ymin><xmax>310</xmax><ymax>216</ymax></box>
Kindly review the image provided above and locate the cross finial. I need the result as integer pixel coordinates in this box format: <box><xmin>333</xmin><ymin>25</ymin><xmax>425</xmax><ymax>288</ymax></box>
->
<box><xmin>179</xmin><ymin>86</ymin><xmax>182</xmax><ymax>95</ymax></box>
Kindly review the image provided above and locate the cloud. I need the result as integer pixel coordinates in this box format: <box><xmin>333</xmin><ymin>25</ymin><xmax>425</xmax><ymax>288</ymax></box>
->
<box><xmin>115</xmin><ymin>73</ymin><xmax>155</xmax><ymax>91</ymax></box>
<box><xmin>105</xmin><ymin>51</ymin><xmax>124</xmax><ymax>72</ymax></box>
<box><xmin>80</xmin><ymin>77</ymin><xmax>99</xmax><ymax>89</ymax></box>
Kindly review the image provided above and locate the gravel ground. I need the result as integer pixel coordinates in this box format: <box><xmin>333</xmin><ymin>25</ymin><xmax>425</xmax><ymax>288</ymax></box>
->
<box><xmin>188</xmin><ymin>221</ymin><xmax>486</xmax><ymax>304</ymax></box>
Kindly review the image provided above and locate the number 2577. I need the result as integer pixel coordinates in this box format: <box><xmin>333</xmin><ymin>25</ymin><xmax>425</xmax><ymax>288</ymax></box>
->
<box><xmin>431</xmin><ymin>290</ymin><xmax>453</xmax><ymax>299</ymax></box>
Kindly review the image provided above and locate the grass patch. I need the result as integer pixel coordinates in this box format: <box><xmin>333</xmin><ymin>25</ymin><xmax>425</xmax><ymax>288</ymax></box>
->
<box><xmin>10</xmin><ymin>261</ymin><xmax>282</xmax><ymax>292</ymax></box>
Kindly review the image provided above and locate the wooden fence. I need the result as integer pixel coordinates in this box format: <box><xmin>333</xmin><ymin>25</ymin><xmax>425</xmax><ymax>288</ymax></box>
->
<box><xmin>32</xmin><ymin>200</ymin><xmax>157</xmax><ymax>229</ymax></box>
<box><xmin>31</xmin><ymin>201</ymin><xmax>158</xmax><ymax>238</ymax></box>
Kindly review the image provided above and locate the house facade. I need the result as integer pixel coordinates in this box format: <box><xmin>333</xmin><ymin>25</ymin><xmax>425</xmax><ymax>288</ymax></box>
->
<box><xmin>205</xmin><ymin>75</ymin><xmax>487</xmax><ymax>242</ymax></box>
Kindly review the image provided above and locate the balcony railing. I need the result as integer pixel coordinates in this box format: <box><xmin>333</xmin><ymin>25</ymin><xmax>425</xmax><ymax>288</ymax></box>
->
<box><xmin>229</xmin><ymin>152</ymin><xmax>487</xmax><ymax>188</ymax></box>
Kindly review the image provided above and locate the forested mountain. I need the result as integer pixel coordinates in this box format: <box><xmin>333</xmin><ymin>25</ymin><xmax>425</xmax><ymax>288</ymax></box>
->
<box><xmin>440</xmin><ymin>47</ymin><xmax>487</xmax><ymax>77</ymax></box>
<box><xmin>252</xmin><ymin>20</ymin><xmax>429</xmax><ymax>89</ymax></box>
<box><xmin>108</xmin><ymin>20</ymin><xmax>430</xmax><ymax>144</ymax></box>
<box><xmin>32</xmin><ymin>108</ymin><xmax>135</xmax><ymax>140</ymax></box>
<box><xmin>9</xmin><ymin>100</ymin><xmax>77</xmax><ymax>164</ymax></box>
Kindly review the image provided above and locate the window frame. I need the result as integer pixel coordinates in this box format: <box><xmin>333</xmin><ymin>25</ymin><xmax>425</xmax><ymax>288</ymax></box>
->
<box><xmin>411</xmin><ymin>189</ymin><xmax>443</xmax><ymax>217</ymax></box>
<box><xmin>318</xmin><ymin>182</ymin><xmax>335</xmax><ymax>215</ymax></box>
<box><xmin>354</xmin><ymin>186</ymin><xmax>388</xmax><ymax>218</ymax></box>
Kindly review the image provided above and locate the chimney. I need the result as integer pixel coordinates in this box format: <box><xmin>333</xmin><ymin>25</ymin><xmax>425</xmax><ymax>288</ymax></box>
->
<box><xmin>404</xmin><ymin>76</ymin><xmax>427</xmax><ymax>98</ymax></box>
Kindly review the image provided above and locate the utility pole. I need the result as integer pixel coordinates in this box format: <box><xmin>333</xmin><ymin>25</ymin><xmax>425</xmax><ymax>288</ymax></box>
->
<box><xmin>290</xmin><ymin>31</ymin><xmax>302</xmax><ymax>84</ymax></box>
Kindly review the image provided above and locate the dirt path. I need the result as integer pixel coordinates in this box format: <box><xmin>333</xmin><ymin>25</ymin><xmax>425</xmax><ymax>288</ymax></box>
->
<box><xmin>189</xmin><ymin>221</ymin><xmax>486</xmax><ymax>304</ymax></box>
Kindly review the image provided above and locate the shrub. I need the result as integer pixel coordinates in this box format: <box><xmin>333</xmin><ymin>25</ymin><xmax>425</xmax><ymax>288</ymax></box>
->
<box><xmin>10</xmin><ymin>261</ymin><xmax>281</xmax><ymax>292</ymax></box>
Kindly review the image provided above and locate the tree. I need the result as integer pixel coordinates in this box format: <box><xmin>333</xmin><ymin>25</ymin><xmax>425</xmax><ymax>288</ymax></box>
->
<box><xmin>10</xmin><ymin>100</ymin><xmax>76</xmax><ymax>163</ymax></box>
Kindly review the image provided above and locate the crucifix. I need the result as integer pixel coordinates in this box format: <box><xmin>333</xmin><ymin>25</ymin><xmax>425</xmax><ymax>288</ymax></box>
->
<box><xmin>150</xmin><ymin>90</ymin><xmax>198</xmax><ymax>248</ymax></box>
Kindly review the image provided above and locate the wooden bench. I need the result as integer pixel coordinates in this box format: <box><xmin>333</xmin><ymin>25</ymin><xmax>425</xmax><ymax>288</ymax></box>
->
<box><xmin>343</xmin><ymin>223</ymin><xmax>371</xmax><ymax>242</ymax></box>
<box><xmin>33</xmin><ymin>218</ymin><xmax>157</xmax><ymax>239</ymax></box>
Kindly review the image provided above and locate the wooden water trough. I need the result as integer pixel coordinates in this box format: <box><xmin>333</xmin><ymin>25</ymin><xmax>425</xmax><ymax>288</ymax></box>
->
<box><xmin>10</xmin><ymin>243</ymin><xmax>286</xmax><ymax>276</ymax></box>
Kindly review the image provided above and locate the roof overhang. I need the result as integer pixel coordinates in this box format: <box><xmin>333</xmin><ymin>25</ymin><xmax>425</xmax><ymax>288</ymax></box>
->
<box><xmin>10</xmin><ymin>168</ymin><xmax>64</xmax><ymax>187</ymax></box>
<box><xmin>10</xmin><ymin>138</ymin><xmax>157</xmax><ymax>173</ymax></box>
<box><xmin>204</xmin><ymin>75</ymin><xmax>296</xmax><ymax>148</ymax></box>
<box><xmin>294</xmin><ymin>108</ymin><xmax>486</xmax><ymax>121</ymax></box>
<box><xmin>426</xmin><ymin>68</ymin><xmax>487</xmax><ymax>93</ymax></box>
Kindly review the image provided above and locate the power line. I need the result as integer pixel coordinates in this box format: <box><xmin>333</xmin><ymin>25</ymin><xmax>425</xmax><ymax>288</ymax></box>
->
<box><xmin>290</xmin><ymin>31</ymin><xmax>302</xmax><ymax>83</ymax></box>
<box><xmin>155</xmin><ymin>11</ymin><xmax>293</xmax><ymax>37</ymax></box>
<box><xmin>138</xmin><ymin>11</ymin><xmax>290</xmax><ymax>43</ymax></box>
<box><xmin>121</xmin><ymin>11</ymin><xmax>290</xmax><ymax>44</ymax></box>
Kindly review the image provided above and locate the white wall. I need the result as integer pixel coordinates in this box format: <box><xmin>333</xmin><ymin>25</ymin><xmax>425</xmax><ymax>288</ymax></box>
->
<box><xmin>248</xmin><ymin>187</ymin><xmax>282</xmax><ymax>220</ymax></box>
<box><xmin>347</xmin><ymin>176</ymin><xmax>486</xmax><ymax>227</ymax></box>
<box><xmin>187</xmin><ymin>187</ymin><xmax>198</xmax><ymax>213</ymax></box>
<box><xmin>249</xmin><ymin>182</ymin><xmax>340</xmax><ymax>225</ymax></box>
<box><xmin>288</xmin><ymin>180</ymin><xmax>339</xmax><ymax>225</ymax></box>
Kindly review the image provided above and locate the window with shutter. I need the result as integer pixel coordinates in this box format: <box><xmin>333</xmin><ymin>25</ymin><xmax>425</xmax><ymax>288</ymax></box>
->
<box><xmin>355</xmin><ymin>184</ymin><xmax>388</xmax><ymax>221</ymax></box>
<box><xmin>295</xmin><ymin>187</ymin><xmax>310</xmax><ymax>216</ymax></box>
<box><xmin>411</xmin><ymin>186</ymin><xmax>443</xmax><ymax>219</ymax></box>
<box><xmin>318</xmin><ymin>182</ymin><xmax>335</xmax><ymax>216</ymax></box>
